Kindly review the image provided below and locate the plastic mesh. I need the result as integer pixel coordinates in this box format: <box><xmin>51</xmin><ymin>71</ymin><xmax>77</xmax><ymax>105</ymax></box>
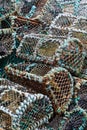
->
<box><xmin>0</xmin><ymin>110</ymin><xmax>11</xmax><ymax>130</ymax></box>
<box><xmin>80</xmin><ymin>58</ymin><xmax>87</xmax><ymax>79</ymax></box>
<box><xmin>11</xmin><ymin>16</ymin><xmax>40</xmax><ymax>28</ymax></box>
<box><xmin>16</xmin><ymin>34</ymin><xmax>41</xmax><ymax>61</ymax></box>
<box><xmin>78</xmin><ymin>96</ymin><xmax>87</xmax><ymax>111</ymax></box>
<box><xmin>20</xmin><ymin>0</ymin><xmax>38</xmax><ymax>16</ymax></box>
<box><xmin>16</xmin><ymin>23</ymin><xmax>41</xmax><ymax>37</ymax></box>
<box><xmin>74</xmin><ymin>78</ymin><xmax>87</xmax><ymax>111</ymax></box>
<box><xmin>63</xmin><ymin>112</ymin><xmax>86</xmax><ymax>130</ymax></box>
<box><xmin>59</xmin><ymin>107</ymin><xmax>87</xmax><ymax>130</ymax></box>
<box><xmin>49</xmin><ymin>13</ymin><xmax>77</xmax><ymax>37</ymax></box>
<box><xmin>0</xmin><ymin>1</ymin><xmax>15</xmax><ymax>16</ymax></box>
<box><xmin>0</xmin><ymin>29</ymin><xmax>15</xmax><ymax>59</ymax></box>
<box><xmin>62</xmin><ymin>3</ymin><xmax>75</xmax><ymax>14</ymax></box>
<box><xmin>11</xmin><ymin>16</ymin><xmax>43</xmax><ymax>38</ymax></box>
<box><xmin>44</xmin><ymin>68</ymin><xmax>73</xmax><ymax>113</ymax></box>
<box><xmin>13</xmin><ymin>17</ymin><xmax>28</xmax><ymax>27</ymax></box>
<box><xmin>35</xmin><ymin>38</ymin><xmax>61</xmax><ymax>65</ymax></box>
<box><xmin>57</xmin><ymin>38</ymin><xmax>85</xmax><ymax>74</ymax></box>
<box><xmin>72</xmin><ymin>17</ymin><xmax>87</xmax><ymax>32</ymax></box>
<box><xmin>77</xmin><ymin>1</ymin><xmax>87</xmax><ymax>17</ymax></box>
<box><xmin>58</xmin><ymin>0</ymin><xmax>81</xmax><ymax>15</ymax></box>
<box><xmin>0</xmin><ymin>78</ymin><xmax>27</xmax><ymax>92</ymax></box>
<box><xmin>19</xmin><ymin>97</ymin><xmax>53</xmax><ymax>130</ymax></box>
<box><xmin>30</xmin><ymin>64</ymin><xmax>51</xmax><ymax>76</ymax></box>
<box><xmin>49</xmin><ymin>27</ymin><xmax>69</xmax><ymax>38</ymax></box>
<box><xmin>78</xmin><ymin>81</ymin><xmax>87</xmax><ymax>96</ymax></box>
<box><xmin>51</xmin><ymin>13</ymin><xmax>76</xmax><ymax>28</ymax></box>
<box><xmin>30</xmin><ymin>0</ymin><xmax>62</xmax><ymax>25</ymax></box>
<box><xmin>0</xmin><ymin>8</ymin><xmax>9</xmax><ymax>16</ymax></box>
<box><xmin>37</xmin><ymin>41</ymin><xmax>58</xmax><ymax>57</ymax></box>
<box><xmin>70</xmin><ymin>30</ymin><xmax>87</xmax><ymax>51</ymax></box>
<box><xmin>15</xmin><ymin>0</ymin><xmax>46</xmax><ymax>17</ymax></box>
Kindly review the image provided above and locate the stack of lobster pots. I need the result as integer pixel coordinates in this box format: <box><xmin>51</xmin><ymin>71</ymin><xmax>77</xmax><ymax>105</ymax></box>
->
<box><xmin>0</xmin><ymin>0</ymin><xmax>87</xmax><ymax>130</ymax></box>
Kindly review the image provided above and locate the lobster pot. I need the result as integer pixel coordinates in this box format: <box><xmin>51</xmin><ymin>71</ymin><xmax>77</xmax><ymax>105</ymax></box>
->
<box><xmin>16</xmin><ymin>34</ymin><xmax>63</xmax><ymax>65</ymax></box>
<box><xmin>0</xmin><ymin>78</ymin><xmax>28</xmax><ymax>130</ymax></box>
<box><xmin>15</xmin><ymin>0</ymin><xmax>62</xmax><ymax>26</ymax></box>
<box><xmin>74</xmin><ymin>77</ymin><xmax>87</xmax><ymax>111</ymax></box>
<box><xmin>58</xmin><ymin>107</ymin><xmax>87</xmax><ymax>130</ymax></box>
<box><xmin>11</xmin><ymin>16</ymin><xmax>44</xmax><ymax>38</ymax></box>
<box><xmin>0</xmin><ymin>79</ymin><xmax>53</xmax><ymax>130</ymax></box>
<box><xmin>5</xmin><ymin>62</ymin><xmax>73</xmax><ymax>113</ymax></box>
<box><xmin>49</xmin><ymin>13</ymin><xmax>77</xmax><ymax>37</ymax></box>
<box><xmin>16</xmin><ymin>34</ymin><xmax>43</xmax><ymax>61</ymax></box>
<box><xmin>15</xmin><ymin>0</ymin><xmax>62</xmax><ymax>24</ymax></box>
<box><xmin>57</xmin><ymin>38</ymin><xmax>85</xmax><ymax>75</ymax></box>
<box><xmin>0</xmin><ymin>28</ymin><xmax>16</xmax><ymax>60</ymax></box>
<box><xmin>29</xmin><ymin>0</ymin><xmax>62</xmax><ymax>25</ymax></box>
<box><xmin>0</xmin><ymin>89</ymin><xmax>26</xmax><ymax>130</ymax></box>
